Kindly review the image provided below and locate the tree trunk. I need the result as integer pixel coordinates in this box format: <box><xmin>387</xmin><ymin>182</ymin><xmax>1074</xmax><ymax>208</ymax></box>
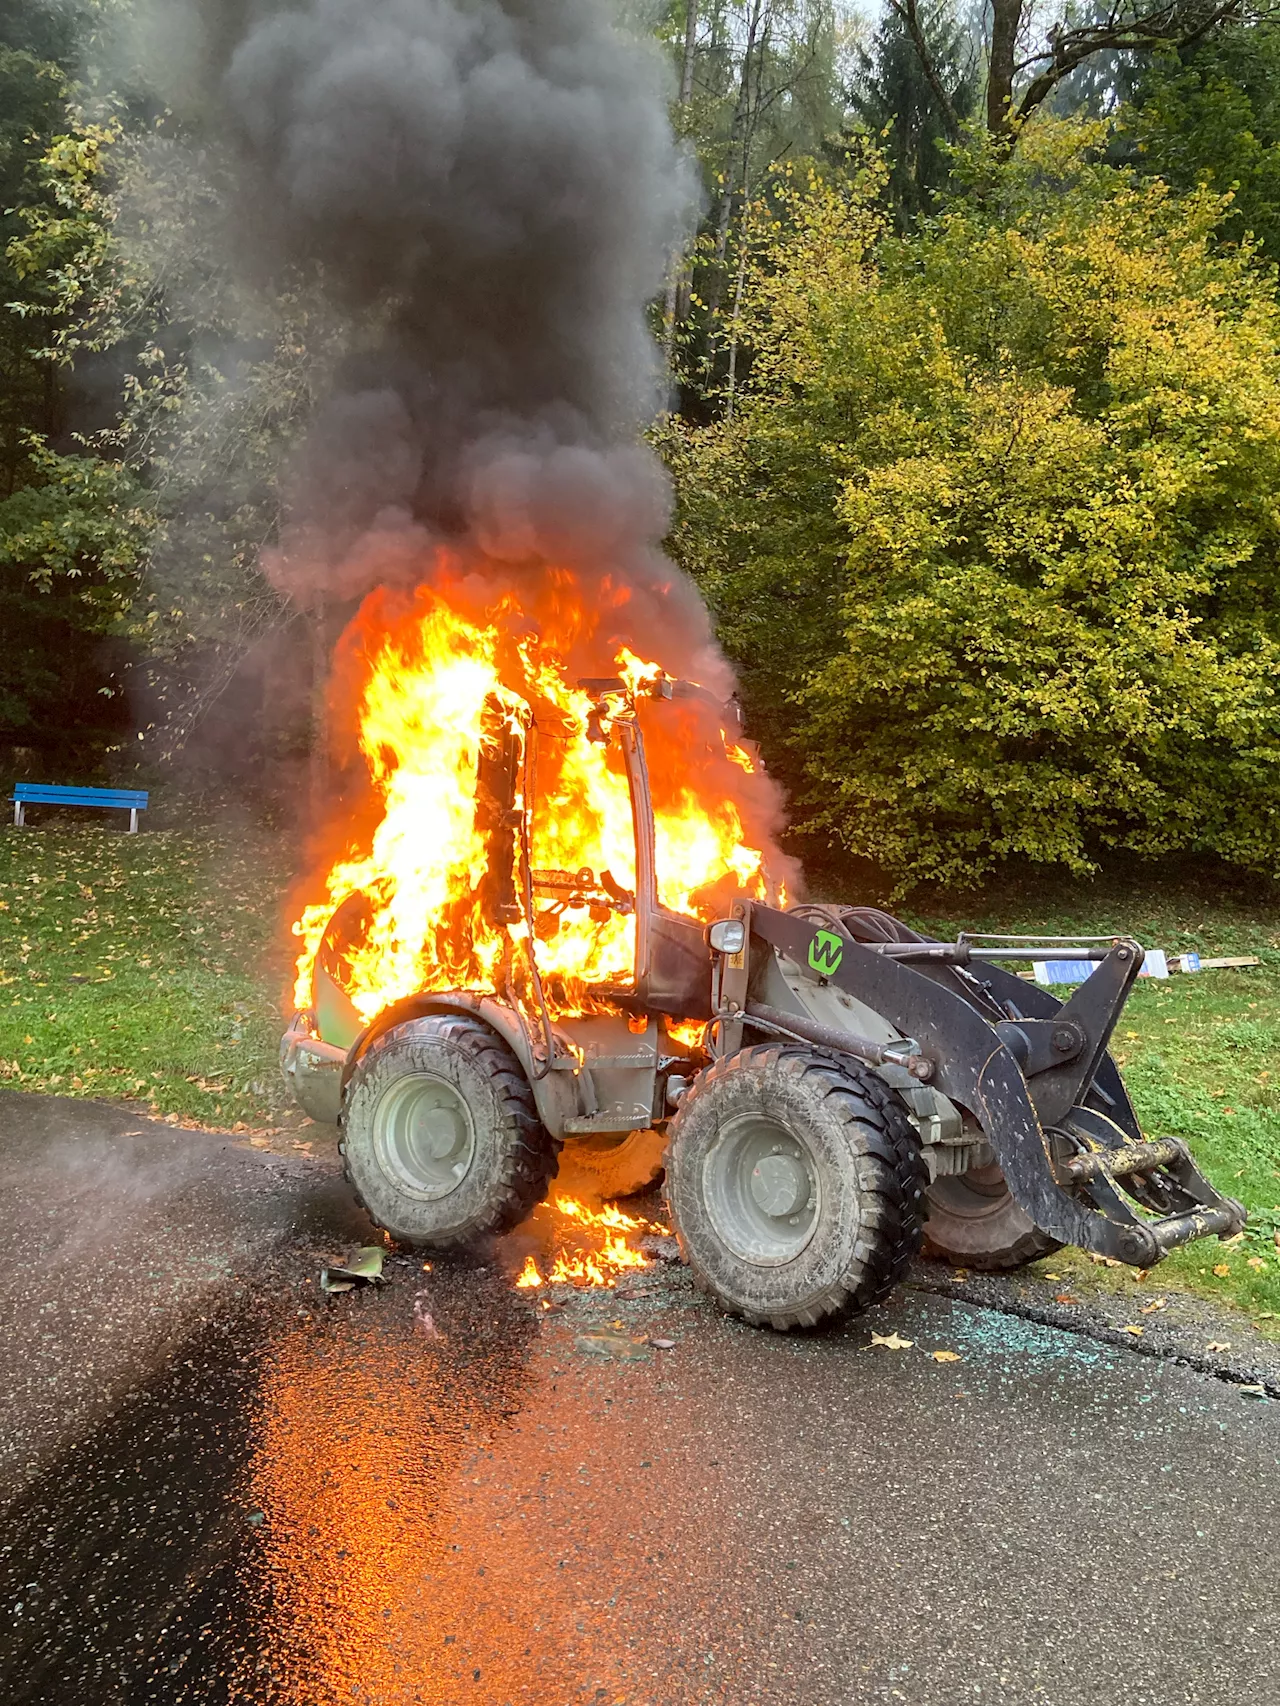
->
<box><xmin>705</xmin><ymin>0</ymin><xmax>765</xmax><ymax>321</ymax></box>
<box><xmin>720</xmin><ymin>3</ymin><xmax>773</xmax><ymax>402</ymax></box>
<box><xmin>724</xmin><ymin>198</ymin><xmax>752</xmax><ymax>418</ymax></box>
<box><xmin>663</xmin><ymin>0</ymin><xmax>701</xmax><ymax>379</ymax></box>
<box><xmin>678</xmin><ymin>0</ymin><xmax>698</xmax><ymax>105</ymax></box>
<box><xmin>986</xmin><ymin>0</ymin><xmax>1023</xmax><ymax>137</ymax></box>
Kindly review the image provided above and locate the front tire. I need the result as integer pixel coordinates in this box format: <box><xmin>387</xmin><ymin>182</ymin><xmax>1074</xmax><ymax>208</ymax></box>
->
<box><xmin>341</xmin><ymin>1015</ymin><xmax>558</xmax><ymax>1248</ymax></box>
<box><xmin>664</xmin><ymin>1045</ymin><xmax>927</xmax><ymax>1331</ymax></box>
<box><xmin>922</xmin><ymin>1161</ymin><xmax>1061</xmax><ymax>1271</ymax></box>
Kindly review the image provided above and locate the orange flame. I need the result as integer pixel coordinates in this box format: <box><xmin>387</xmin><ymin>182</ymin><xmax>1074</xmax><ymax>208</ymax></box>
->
<box><xmin>546</xmin><ymin>1250</ymin><xmax>612</xmax><ymax>1287</ymax></box>
<box><xmin>616</xmin><ymin>645</ymin><xmax>666</xmax><ymax>696</ymax></box>
<box><xmin>549</xmin><ymin>1195</ymin><xmax>664</xmax><ymax>1235</ymax></box>
<box><xmin>513</xmin><ymin>1194</ymin><xmax>669</xmax><ymax>1290</ymax></box>
<box><xmin>291</xmin><ymin>572</ymin><xmax>785</xmax><ymax>1025</ymax></box>
<box><xmin>665</xmin><ymin>1018</ymin><xmax>706</xmax><ymax>1051</ymax></box>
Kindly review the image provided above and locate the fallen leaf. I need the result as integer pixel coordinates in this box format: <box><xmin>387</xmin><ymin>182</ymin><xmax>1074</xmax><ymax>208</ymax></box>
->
<box><xmin>1123</xmin><ymin>1325</ymin><xmax>1143</xmax><ymax>1337</ymax></box>
<box><xmin>1043</xmin><ymin>1272</ymin><xmax>1063</xmax><ymax>1281</ymax></box>
<box><xmin>1054</xmin><ymin>1294</ymin><xmax>1080</xmax><ymax>1305</ymax></box>
<box><xmin>1140</xmin><ymin>1297</ymin><xmax>1167</xmax><ymax>1314</ymax></box>
<box><xmin>248</xmin><ymin>1136</ymin><xmax>270</xmax><ymax>1149</ymax></box>
<box><xmin>1247</xmin><ymin>1256</ymin><xmax>1266</xmax><ymax>1272</ymax></box>
<box><xmin>1212</xmin><ymin>1263</ymin><xmax>1231</xmax><ymax>1277</ymax></box>
<box><xmin>949</xmin><ymin>1270</ymin><xmax>968</xmax><ymax>1282</ymax></box>
<box><xmin>929</xmin><ymin>1349</ymin><xmax>962</xmax><ymax>1363</ymax></box>
<box><xmin>1239</xmin><ymin>1384</ymin><xmax>1267</xmax><ymax>1400</ymax></box>
<box><xmin>869</xmin><ymin>1331</ymin><xmax>914</xmax><ymax>1351</ymax></box>
<box><xmin>1206</xmin><ymin>1341</ymin><xmax>1231</xmax><ymax>1353</ymax></box>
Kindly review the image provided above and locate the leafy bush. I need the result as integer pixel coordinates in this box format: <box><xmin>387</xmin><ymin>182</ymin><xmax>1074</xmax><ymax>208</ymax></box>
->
<box><xmin>663</xmin><ymin>124</ymin><xmax>1280</xmax><ymax>890</ymax></box>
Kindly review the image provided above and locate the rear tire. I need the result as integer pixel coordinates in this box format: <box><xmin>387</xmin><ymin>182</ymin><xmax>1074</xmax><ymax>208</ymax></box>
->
<box><xmin>664</xmin><ymin>1045</ymin><xmax>927</xmax><ymax>1331</ymax></box>
<box><xmin>558</xmin><ymin>1129</ymin><xmax>665</xmax><ymax>1200</ymax></box>
<box><xmin>341</xmin><ymin>1015</ymin><xmax>558</xmax><ymax>1248</ymax></box>
<box><xmin>922</xmin><ymin>1162</ymin><xmax>1061</xmax><ymax>1271</ymax></box>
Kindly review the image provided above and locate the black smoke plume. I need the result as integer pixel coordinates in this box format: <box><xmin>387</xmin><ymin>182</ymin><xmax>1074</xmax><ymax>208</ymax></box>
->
<box><xmin>135</xmin><ymin>0</ymin><xmax>700</xmax><ymax>624</ymax></box>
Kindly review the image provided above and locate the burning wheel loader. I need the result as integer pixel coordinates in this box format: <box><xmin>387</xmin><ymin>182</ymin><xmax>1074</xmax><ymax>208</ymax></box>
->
<box><xmin>283</xmin><ymin>672</ymin><xmax>1245</xmax><ymax>1331</ymax></box>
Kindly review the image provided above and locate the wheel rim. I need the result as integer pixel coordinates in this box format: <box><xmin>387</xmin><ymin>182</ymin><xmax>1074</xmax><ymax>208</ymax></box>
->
<box><xmin>701</xmin><ymin>1112</ymin><xmax>820</xmax><ymax>1266</ymax></box>
<box><xmin>927</xmin><ymin>1163</ymin><xmax>1013</xmax><ymax>1222</ymax></box>
<box><xmin>371</xmin><ymin>1072</ymin><xmax>477</xmax><ymax>1201</ymax></box>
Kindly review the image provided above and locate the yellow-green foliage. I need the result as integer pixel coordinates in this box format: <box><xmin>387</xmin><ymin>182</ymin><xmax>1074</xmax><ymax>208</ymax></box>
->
<box><xmin>664</xmin><ymin>123</ymin><xmax>1280</xmax><ymax>888</ymax></box>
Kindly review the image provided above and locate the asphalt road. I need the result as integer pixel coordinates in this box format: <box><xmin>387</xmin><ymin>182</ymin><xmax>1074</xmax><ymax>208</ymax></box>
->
<box><xmin>1</xmin><ymin>1090</ymin><xmax>1277</xmax><ymax>1706</ymax></box>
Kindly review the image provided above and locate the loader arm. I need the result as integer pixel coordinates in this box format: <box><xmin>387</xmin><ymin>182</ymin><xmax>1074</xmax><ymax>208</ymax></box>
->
<box><xmin>747</xmin><ymin>907</ymin><xmax>1246</xmax><ymax>1268</ymax></box>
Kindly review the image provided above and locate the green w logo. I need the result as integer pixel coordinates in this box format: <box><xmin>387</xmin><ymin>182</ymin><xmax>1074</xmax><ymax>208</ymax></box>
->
<box><xmin>807</xmin><ymin>929</ymin><xmax>844</xmax><ymax>978</ymax></box>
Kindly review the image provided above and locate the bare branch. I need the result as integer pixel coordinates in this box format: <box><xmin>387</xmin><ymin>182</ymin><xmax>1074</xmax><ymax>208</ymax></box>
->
<box><xmin>1013</xmin><ymin>0</ymin><xmax>1247</xmax><ymax>125</ymax></box>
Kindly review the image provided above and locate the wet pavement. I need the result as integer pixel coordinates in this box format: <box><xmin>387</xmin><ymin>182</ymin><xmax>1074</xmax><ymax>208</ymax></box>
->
<box><xmin>2</xmin><ymin>1091</ymin><xmax>1279</xmax><ymax>1705</ymax></box>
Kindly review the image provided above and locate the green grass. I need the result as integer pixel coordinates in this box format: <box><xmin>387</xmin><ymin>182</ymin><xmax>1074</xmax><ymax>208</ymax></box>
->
<box><xmin>1</xmin><ymin>824</ymin><xmax>1277</xmax><ymax>1323</ymax></box>
<box><xmin>0</xmin><ymin>822</ymin><xmax>294</xmax><ymax>1129</ymax></box>
<box><xmin>912</xmin><ymin>876</ymin><xmax>1280</xmax><ymax>1328</ymax></box>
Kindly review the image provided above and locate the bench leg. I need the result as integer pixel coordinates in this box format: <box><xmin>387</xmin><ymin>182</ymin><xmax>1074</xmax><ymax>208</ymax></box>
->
<box><xmin>128</xmin><ymin>807</ymin><xmax>139</xmax><ymax>834</ymax></box>
<box><xmin>13</xmin><ymin>802</ymin><xmax>23</xmax><ymax>828</ymax></box>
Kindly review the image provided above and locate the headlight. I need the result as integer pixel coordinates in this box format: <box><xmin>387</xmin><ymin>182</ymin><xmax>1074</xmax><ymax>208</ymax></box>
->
<box><xmin>707</xmin><ymin>918</ymin><xmax>746</xmax><ymax>955</ymax></box>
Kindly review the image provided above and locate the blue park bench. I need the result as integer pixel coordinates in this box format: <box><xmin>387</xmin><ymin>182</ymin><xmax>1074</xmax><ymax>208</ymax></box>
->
<box><xmin>11</xmin><ymin>783</ymin><xmax>149</xmax><ymax>834</ymax></box>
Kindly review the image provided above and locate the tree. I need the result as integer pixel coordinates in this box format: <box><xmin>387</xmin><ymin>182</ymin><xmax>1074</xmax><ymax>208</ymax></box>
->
<box><xmin>849</xmin><ymin>0</ymin><xmax>977</xmax><ymax>223</ymax></box>
<box><xmin>0</xmin><ymin>2</ymin><xmax>154</xmax><ymax>766</ymax></box>
<box><xmin>659</xmin><ymin>0</ymin><xmax>852</xmax><ymax>412</ymax></box>
<box><xmin>1125</xmin><ymin>19</ymin><xmax>1280</xmax><ymax>260</ymax></box>
<box><xmin>661</xmin><ymin>0</ymin><xmax>702</xmax><ymax>367</ymax></box>
<box><xmin>890</xmin><ymin>0</ymin><xmax>1255</xmax><ymax>144</ymax></box>
<box><xmin>662</xmin><ymin>123</ymin><xmax>1280</xmax><ymax>889</ymax></box>
<box><xmin>0</xmin><ymin>2</ymin><xmax>91</xmax><ymax>500</ymax></box>
<box><xmin>7</xmin><ymin>83</ymin><xmax>350</xmax><ymax>777</ymax></box>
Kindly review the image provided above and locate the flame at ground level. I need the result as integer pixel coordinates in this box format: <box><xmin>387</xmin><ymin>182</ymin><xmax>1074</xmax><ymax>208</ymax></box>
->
<box><xmin>516</xmin><ymin>1194</ymin><xmax>668</xmax><ymax>1290</ymax></box>
<box><xmin>290</xmin><ymin>566</ymin><xmax>789</xmax><ymax>1026</ymax></box>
